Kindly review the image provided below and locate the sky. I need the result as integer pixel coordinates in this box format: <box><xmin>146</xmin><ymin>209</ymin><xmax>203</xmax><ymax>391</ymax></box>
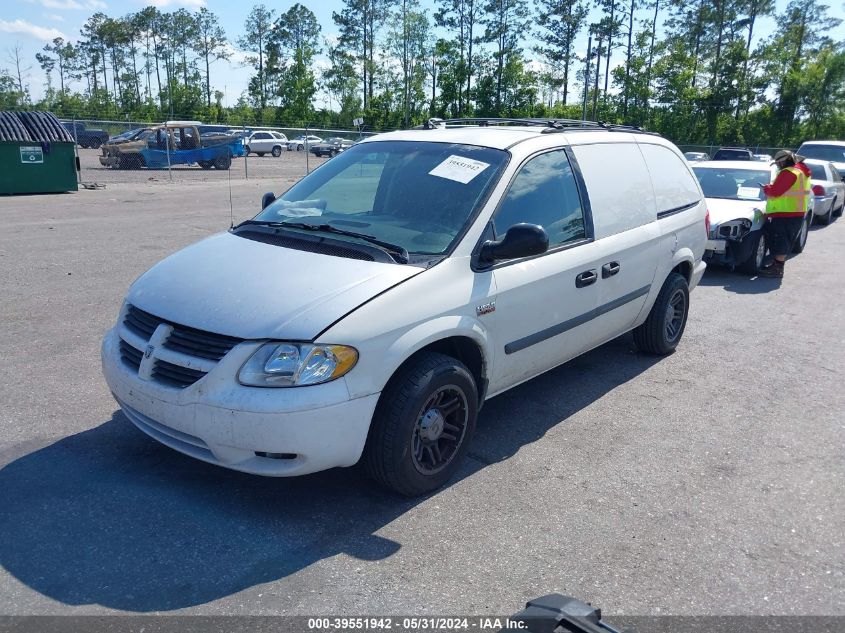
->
<box><xmin>2</xmin><ymin>0</ymin><xmax>844</xmax><ymax>108</ymax></box>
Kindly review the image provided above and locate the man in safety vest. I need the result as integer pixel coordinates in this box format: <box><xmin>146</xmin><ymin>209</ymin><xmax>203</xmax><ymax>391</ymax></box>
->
<box><xmin>758</xmin><ymin>149</ymin><xmax>812</xmax><ymax>279</ymax></box>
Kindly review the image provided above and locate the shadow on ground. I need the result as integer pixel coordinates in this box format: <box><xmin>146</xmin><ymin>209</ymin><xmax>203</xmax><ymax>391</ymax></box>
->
<box><xmin>0</xmin><ymin>336</ymin><xmax>660</xmax><ymax>612</ymax></box>
<box><xmin>698</xmin><ymin>267</ymin><xmax>782</xmax><ymax>294</ymax></box>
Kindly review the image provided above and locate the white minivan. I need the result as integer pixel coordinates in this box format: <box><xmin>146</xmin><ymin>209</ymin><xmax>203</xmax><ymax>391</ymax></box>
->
<box><xmin>102</xmin><ymin>120</ymin><xmax>707</xmax><ymax>495</ymax></box>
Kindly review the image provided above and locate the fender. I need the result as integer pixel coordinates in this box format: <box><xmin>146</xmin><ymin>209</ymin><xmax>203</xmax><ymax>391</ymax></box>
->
<box><xmin>327</xmin><ymin>315</ymin><xmax>493</xmax><ymax>401</ymax></box>
<box><xmin>633</xmin><ymin>246</ymin><xmax>697</xmax><ymax>328</ymax></box>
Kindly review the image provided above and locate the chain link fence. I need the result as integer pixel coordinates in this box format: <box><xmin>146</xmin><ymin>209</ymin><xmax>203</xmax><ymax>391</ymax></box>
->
<box><xmin>62</xmin><ymin>118</ymin><xmax>371</xmax><ymax>189</ymax></box>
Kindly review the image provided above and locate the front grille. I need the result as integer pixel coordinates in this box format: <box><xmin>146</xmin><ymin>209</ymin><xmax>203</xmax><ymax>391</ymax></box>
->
<box><xmin>152</xmin><ymin>359</ymin><xmax>207</xmax><ymax>389</ymax></box>
<box><xmin>120</xmin><ymin>304</ymin><xmax>242</xmax><ymax>388</ymax></box>
<box><xmin>124</xmin><ymin>305</ymin><xmax>159</xmax><ymax>338</ymax></box>
<box><xmin>119</xmin><ymin>340</ymin><xmax>143</xmax><ymax>370</ymax></box>
<box><xmin>165</xmin><ymin>326</ymin><xmax>241</xmax><ymax>360</ymax></box>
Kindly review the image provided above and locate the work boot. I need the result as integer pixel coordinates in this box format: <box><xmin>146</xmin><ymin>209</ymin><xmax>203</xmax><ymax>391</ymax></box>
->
<box><xmin>758</xmin><ymin>259</ymin><xmax>784</xmax><ymax>278</ymax></box>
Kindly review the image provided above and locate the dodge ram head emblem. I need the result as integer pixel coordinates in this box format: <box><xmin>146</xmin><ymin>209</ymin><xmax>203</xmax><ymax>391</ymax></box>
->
<box><xmin>144</xmin><ymin>344</ymin><xmax>155</xmax><ymax>359</ymax></box>
<box><xmin>476</xmin><ymin>302</ymin><xmax>496</xmax><ymax>316</ymax></box>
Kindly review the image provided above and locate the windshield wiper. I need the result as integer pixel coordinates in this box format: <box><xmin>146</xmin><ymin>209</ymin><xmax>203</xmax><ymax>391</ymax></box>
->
<box><xmin>236</xmin><ymin>219</ymin><xmax>409</xmax><ymax>264</ymax></box>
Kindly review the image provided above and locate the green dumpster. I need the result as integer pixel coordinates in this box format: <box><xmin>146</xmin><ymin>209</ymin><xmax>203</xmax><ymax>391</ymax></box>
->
<box><xmin>0</xmin><ymin>111</ymin><xmax>78</xmax><ymax>195</ymax></box>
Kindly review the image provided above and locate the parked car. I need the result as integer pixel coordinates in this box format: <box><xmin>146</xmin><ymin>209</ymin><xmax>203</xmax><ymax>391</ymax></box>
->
<box><xmin>753</xmin><ymin>153</ymin><xmax>772</xmax><ymax>162</ymax></box>
<box><xmin>62</xmin><ymin>121</ymin><xmax>109</xmax><ymax>149</ymax></box>
<box><xmin>684</xmin><ymin>151</ymin><xmax>710</xmax><ymax>162</ymax></box>
<box><xmin>310</xmin><ymin>137</ymin><xmax>355</xmax><ymax>157</ymax></box>
<box><xmin>797</xmin><ymin>140</ymin><xmax>845</xmax><ymax>179</ymax></box>
<box><xmin>99</xmin><ymin>121</ymin><xmax>243</xmax><ymax>170</ymax></box>
<box><xmin>108</xmin><ymin>128</ymin><xmax>149</xmax><ymax>143</ymax></box>
<box><xmin>692</xmin><ymin>160</ymin><xmax>812</xmax><ymax>273</ymax></box>
<box><xmin>102</xmin><ymin>120</ymin><xmax>707</xmax><ymax>495</ymax></box>
<box><xmin>245</xmin><ymin>131</ymin><xmax>288</xmax><ymax>157</ymax></box>
<box><xmin>287</xmin><ymin>134</ymin><xmax>323</xmax><ymax>151</ymax></box>
<box><xmin>712</xmin><ymin>147</ymin><xmax>754</xmax><ymax>161</ymax></box>
<box><xmin>805</xmin><ymin>159</ymin><xmax>845</xmax><ymax>225</ymax></box>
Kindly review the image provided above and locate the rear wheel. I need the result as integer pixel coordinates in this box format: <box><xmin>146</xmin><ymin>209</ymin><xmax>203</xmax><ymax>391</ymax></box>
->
<box><xmin>632</xmin><ymin>273</ymin><xmax>689</xmax><ymax>355</ymax></box>
<box><xmin>792</xmin><ymin>214</ymin><xmax>810</xmax><ymax>253</ymax></box>
<box><xmin>198</xmin><ymin>160</ymin><xmax>213</xmax><ymax>169</ymax></box>
<box><xmin>297</xmin><ymin>144</ymin><xmax>304</xmax><ymax>151</ymax></box>
<box><xmin>739</xmin><ymin>232</ymin><xmax>767</xmax><ymax>274</ymax></box>
<box><xmin>821</xmin><ymin>203</ymin><xmax>834</xmax><ymax>225</ymax></box>
<box><xmin>271</xmin><ymin>146</ymin><xmax>282</xmax><ymax>157</ymax></box>
<box><xmin>364</xmin><ymin>352</ymin><xmax>478</xmax><ymax>496</ymax></box>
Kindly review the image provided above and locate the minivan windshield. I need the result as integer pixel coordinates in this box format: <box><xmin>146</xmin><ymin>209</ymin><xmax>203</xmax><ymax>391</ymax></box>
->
<box><xmin>693</xmin><ymin>166</ymin><xmax>772</xmax><ymax>201</ymax></box>
<box><xmin>798</xmin><ymin>144</ymin><xmax>845</xmax><ymax>163</ymax></box>
<box><xmin>254</xmin><ymin>140</ymin><xmax>508</xmax><ymax>257</ymax></box>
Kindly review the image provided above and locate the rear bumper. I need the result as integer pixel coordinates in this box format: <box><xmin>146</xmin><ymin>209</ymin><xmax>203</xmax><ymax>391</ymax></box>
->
<box><xmin>812</xmin><ymin>194</ymin><xmax>835</xmax><ymax>216</ymax></box>
<box><xmin>690</xmin><ymin>260</ymin><xmax>706</xmax><ymax>291</ymax></box>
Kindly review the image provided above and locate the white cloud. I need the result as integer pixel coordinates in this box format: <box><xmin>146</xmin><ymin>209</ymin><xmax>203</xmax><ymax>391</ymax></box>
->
<box><xmin>223</xmin><ymin>43</ymin><xmax>250</xmax><ymax>65</ymax></box>
<box><xmin>45</xmin><ymin>12</ymin><xmax>65</xmax><ymax>21</ymax></box>
<box><xmin>38</xmin><ymin>0</ymin><xmax>107</xmax><ymax>10</ymax></box>
<box><xmin>0</xmin><ymin>18</ymin><xmax>65</xmax><ymax>42</ymax></box>
<box><xmin>146</xmin><ymin>0</ymin><xmax>205</xmax><ymax>7</ymax></box>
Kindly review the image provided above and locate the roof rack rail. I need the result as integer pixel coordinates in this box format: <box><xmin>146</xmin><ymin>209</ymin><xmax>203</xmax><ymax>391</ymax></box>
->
<box><xmin>417</xmin><ymin>117</ymin><xmax>658</xmax><ymax>135</ymax></box>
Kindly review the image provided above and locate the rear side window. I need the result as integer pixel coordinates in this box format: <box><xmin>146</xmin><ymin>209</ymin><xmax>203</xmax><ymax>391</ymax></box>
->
<box><xmin>571</xmin><ymin>142</ymin><xmax>657</xmax><ymax>239</ymax></box>
<box><xmin>638</xmin><ymin>144</ymin><xmax>702</xmax><ymax>214</ymax></box>
<box><xmin>492</xmin><ymin>149</ymin><xmax>586</xmax><ymax>247</ymax></box>
<box><xmin>798</xmin><ymin>144</ymin><xmax>845</xmax><ymax>162</ymax></box>
<box><xmin>807</xmin><ymin>163</ymin><xmax>827</xmax><ymax>180</ymax></box>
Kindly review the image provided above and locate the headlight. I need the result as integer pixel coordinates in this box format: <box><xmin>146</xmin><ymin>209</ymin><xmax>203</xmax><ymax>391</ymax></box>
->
<box><xmin>716</xmin><ymin>218</ymin><xmax>752</xmax><ymax>240</ymax></box>
<box><xmin>238</xmin><ymin>342</ymin><xmax>358</xmax><ymax>387</ymax></box>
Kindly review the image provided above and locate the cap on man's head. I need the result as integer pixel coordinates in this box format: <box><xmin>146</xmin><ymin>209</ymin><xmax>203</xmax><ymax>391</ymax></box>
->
<box><xmin>772</xmin><ymin>149</ymin><xmax>806</xmax><ymax>164</ymax></box>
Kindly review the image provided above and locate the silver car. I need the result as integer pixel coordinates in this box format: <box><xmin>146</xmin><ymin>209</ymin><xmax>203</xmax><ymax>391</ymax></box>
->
<box><xmin>805</xmin><ymin>159</ymin><xmax>845</xmax><ymax>225</ymax></box>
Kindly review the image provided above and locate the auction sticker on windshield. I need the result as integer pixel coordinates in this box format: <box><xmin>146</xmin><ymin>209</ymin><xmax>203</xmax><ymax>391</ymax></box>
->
<box><xmin>737</xmin><ymin>186</ymin><xmax>760</xmax><ymax>199</ymax></box>
<box><xmin>429</xmin><ymin>155</ymin><xmax>490</xmax><ymax>184</ymax></box>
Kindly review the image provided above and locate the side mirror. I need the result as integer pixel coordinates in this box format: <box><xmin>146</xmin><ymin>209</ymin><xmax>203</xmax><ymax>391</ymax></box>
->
<box><xmin>479</xmin><ymin>223</ymin><xmax>549</xmax><ymax>264</ymax></box>
<box><xmin>261</xmin><ymin>192</ymin><xmax>276</xmax><ymax>210</ymax></box>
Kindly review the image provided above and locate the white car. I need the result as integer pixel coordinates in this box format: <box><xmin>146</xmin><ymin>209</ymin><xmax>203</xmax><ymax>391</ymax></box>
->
<box><xmin>287</xmin><ymin>135</ymin><xmax>322</xmax><ymax>151</ymax></box>
<box><xmin>805</xmin><ymin>159</ymin><xmax>845</xmax><ymax>225</ymax></box>
<box><xmin>692</xmin><ymin>160</ymin><xmax>812</xmax><ymax>273</ymax></box>
<box><xmin>753</xmin><ymin>153</ymin><xmax>772</xmax><ymax>162</ymax></box>
<box><xmin>102</xmin><ymin>122</ymin><xmax>707</xmax><ymax>495</ymax></box>
<box><xmin>245</xmin><ymin>131</ymin><xmax>288</xmax><ymax>157</ymax></box>
<box><xmin>797</xmin><ymin>140</ymin><xmax>845</xmax><ymax>180</ymax></box>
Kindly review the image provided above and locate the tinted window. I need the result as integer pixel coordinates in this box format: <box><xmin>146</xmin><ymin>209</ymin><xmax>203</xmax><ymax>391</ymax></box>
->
<box><xmin>639</xmin><ymin>144</ymin><xmax>702</xmax><ymax>212</ymax></box>
<box><xmin>713</xmin><ymin>149</ymin><xmax>752</xmax><ymax>160</ymax></box>
<box><xmin>798</xmin><ymin>144</ymin><xmax>845</xmax><ymax>162</ymax></box>
<box><xmin>493</xmin><ymin>150</ymin><xmax>585</xmax><ymax>247</ymax></box>
<box><xmin>807</xmin><ymin>163</ymin><xmax>828</xmax><ymax>180</ymax></box>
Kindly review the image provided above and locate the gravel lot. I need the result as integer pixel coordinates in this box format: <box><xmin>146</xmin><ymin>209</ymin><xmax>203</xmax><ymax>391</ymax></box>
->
<box><xmin>0</xmin><ymin>180</ymin><xmax>843</xmax><ymax>618</ymax></box>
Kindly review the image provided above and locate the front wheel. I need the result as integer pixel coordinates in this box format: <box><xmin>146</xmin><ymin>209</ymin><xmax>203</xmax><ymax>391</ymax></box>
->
<box><xmin>297</xmin><ymin>144</ymin><xmax>304</xmax><ymax>151</ymax></box>
<box><xmin>739</xmin><ymin>232</ymin><xmax>767</xmax><ymax>275</ymax></box>
<box><xmin>214</xmin><ymin>153</ymin><xmax>232</xmax><ymax>170</ymax></box>
<box><xmin>272</xmin><ymin>146</ymin><xmax>282</xmax><ymax>157</ymax></box>
<box><xmin>792</xmin><ymin>214</ymin><xmax>810</xmax><ymax>253</ymax></box>
<box><xmin>632</xmin><ymin>272</ymin><xmax>689</xmax><ymax>355</ymax></box>
<box><xmin>364</xmin><ymin>352</ymin><xmax>478</xmax><ymax>496</ymax></box>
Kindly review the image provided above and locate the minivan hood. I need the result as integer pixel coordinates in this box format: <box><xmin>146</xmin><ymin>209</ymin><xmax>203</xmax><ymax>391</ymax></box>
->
<box><xmin>127</xmin><ymin>232</ymin><xmax>423</xmax><ymax>340</ymax></box>
<box><xmin>705</xmin><ymin>197</ymin><xmax>764</xmax><ymax>226</ymax></box>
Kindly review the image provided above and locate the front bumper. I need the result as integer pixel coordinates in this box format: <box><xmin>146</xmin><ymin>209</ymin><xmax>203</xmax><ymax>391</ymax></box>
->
<box><xmin>704</xmin><ymin>229</ymin><xmax>761</xmax><ymax>267</ymax></box>
<box><xmin>101</xmin><ymin>328</ymin><xmax>379</xmax><ymax>476</ymax></box>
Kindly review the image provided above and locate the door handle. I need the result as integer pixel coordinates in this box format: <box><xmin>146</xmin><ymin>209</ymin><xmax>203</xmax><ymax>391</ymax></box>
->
<box><xmin>575</xmin><ymin>269</ymin><xmax>598</xmax><ymax>288</ymax></box>
<box><xmin>602</xmin><ymin>261</ymin><xmax>621</xmax><ymax>278</ymax></box>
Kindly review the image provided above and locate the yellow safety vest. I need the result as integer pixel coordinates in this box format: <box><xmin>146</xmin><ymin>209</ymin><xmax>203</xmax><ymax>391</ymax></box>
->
<box><xmin>766</xmin><ymin>166</ymin><xmax>811</xmax><ymax>215</ymax></box>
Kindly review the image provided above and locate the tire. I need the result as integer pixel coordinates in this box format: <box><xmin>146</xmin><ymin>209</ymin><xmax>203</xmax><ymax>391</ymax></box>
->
<box><xmin>297</xmin><ymin>144</ymin><xmax>304</xmax><ymax>151</ymax></box>
<box><xmin>271</xmin><ymin>146</ymin><xmax>282</xmax><ymax>157</ymax></box>
<box><xmin>214</xmin><ymin>153</ymin><xmax>232</xmax><ymax>170</ymax></box>
<box><xmin>739</xmin><ymin>232</ymin><xmax>767</xmax><ymax>275</ymax></box>
<box><xmin>792</xmin><ymin>214</ymin><xmax>810</xmax><ymax>253</ymax></box>
<box><xmin>90</xmin><ymin>139</ymin><xmax>101</xmax><ymax>149</ymax></box>
<box><xmin>198</xmin><ymin>160</ymin><xmax>212</xmax><ymax>169</ymax></box>
<box><xmin>244</xmin><ymin>146</ymin><xmax>251</xmax><ymax>156</ymax></box>
<box><xmin>256</xmin><ymin>152</ymin><xmax>266</xmax><ymax>157</ymax></box>
<box><xmin>632</xmin><ymin>272</ymin><xmax>689</xmax><ymax>355</ymax></box>
<box><xmin>363</xmin><ymin>352</ymin><xmax>478</xmax><ymax>496</ymax></box>
<box><xmin>821</xmin><ymin>203</ymin><xmax>834</xmax><ymax>226</ymax></box>
<box><xmin>835</xmin><ymin>198</ymin><xmax>844</xmax><ymax>218</ymax></box>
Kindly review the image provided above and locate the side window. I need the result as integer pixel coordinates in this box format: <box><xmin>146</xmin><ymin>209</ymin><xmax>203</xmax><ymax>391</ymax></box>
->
<box><xmin>637</xmin><ymin>143</ymin><xmax>702</xmax><ymax>212</ymax></box>
<box><xmin>493</xmin><ymin>150</ymin><xmax>586</xmax><ymax>248</ymax></box>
